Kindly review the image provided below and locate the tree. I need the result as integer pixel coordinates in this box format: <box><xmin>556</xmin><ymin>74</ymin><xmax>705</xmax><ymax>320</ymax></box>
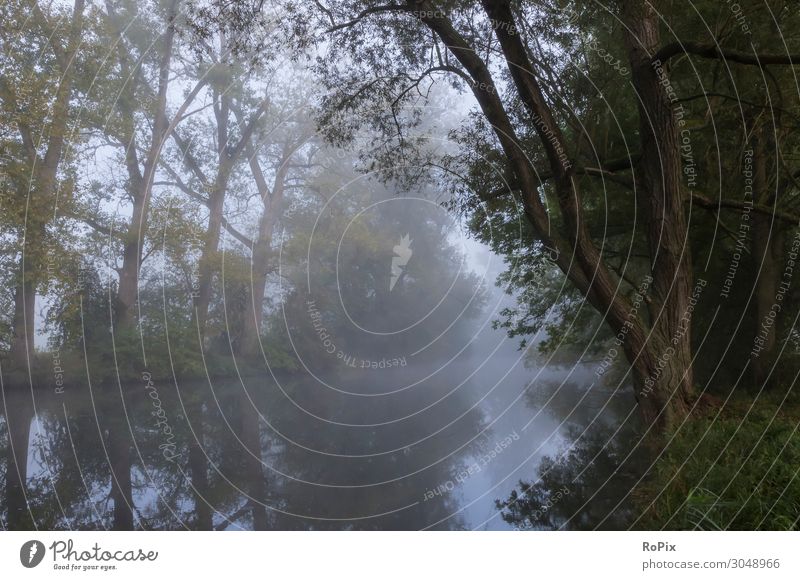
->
<box><xmin>259</xmin><ymin>0</ymin><xmax>694</xmax><ymax>431</ymax></box>
<box><xmin>234</xmin><ymin>88</ymin><xmax>317</xmax><ymax>358</ymax></box>
<box><xmin>0</xmin><ymin>0</ymin><xmax>86</xmax><ymax>375</ymax></box>
<box><xmin>241</xmin><ymin>0</ymin><xmax>800</xmax><ymax>432</ymax></box>
<box><xmin>97</xmin><ymin>0</ymin><xmax>205</xmax><ymax>334</ymax></box>
<box><xmin>166</xmin><ymin>34</ymin><xmax>267</xmax><ymax>343</ymax></box>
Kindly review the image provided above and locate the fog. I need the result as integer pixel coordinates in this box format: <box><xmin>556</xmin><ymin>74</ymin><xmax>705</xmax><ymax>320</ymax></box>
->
<box><xmin>2</xmin><ymin>188</ymin><xmax>640</xmax><ymax>529</ymax></box>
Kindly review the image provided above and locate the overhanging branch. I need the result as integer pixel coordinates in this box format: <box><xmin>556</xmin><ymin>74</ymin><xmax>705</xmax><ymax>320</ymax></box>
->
<box><xmin>656</xmin><ymin>42</ymin><xmax>800</xmax><ymax>67</ymax></box>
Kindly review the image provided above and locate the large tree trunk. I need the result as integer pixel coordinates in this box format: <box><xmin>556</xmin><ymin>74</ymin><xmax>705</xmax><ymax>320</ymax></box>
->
<box><xmin>9</xmin><ymin>275</ymin><xmax>36</xmax><ymax>372</ymax></box>
<box><xmin>116</xmin><ymin>192</ymin><xmax>148</xmax><ymax>330</ymax></box>
<box><xmin>237</xmin><ymin>219</ymin><xmax>272</xmax><ymax>358</ymax></box>
<box><xmin>236</xmin><ymin>152</ymin><xmax>287</xmax><ymax>358</ymax></box>
<box><xmin>414</xmin><ymin>1</ymin><xmax>694</xmax><ymax>433</ymax></box>
<box><xmin>751</xmin><ymin>214</ymin><xmax>783</xmax><ymax>388</ymax></box>
<box><xmin>193</xmin><ymin>165</ymin><xmax>232</xmax><ymax>340</ymax></box>
<box><xmin>623</xmin><ymin>1</ymin><xmax>695</xmax><ymax>430</ymax></box>
<box><xmin>626</xmin><ymin>332</ymin><xmax>693</xmax><ymax>430</ymax></box>
<box><xmin>488</xmin><ymin>0</ymin><xmax>694</xmax><ymax>430</ymax></box>
<box><xmin>750</xmin><ymin>133</ymin><xmax>783</xmax><ymax>388</ymax></box>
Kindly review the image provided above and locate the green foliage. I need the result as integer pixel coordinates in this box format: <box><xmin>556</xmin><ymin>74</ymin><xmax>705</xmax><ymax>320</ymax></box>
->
<box><xmin>258</xmin><ymin>333</ymin><xmax>299</xmax><ymax>372</ymax></box>
<box><xmin>637</xmin><ymin>394</ymin><xmax>800</xmax><ymax>530</ymax></box>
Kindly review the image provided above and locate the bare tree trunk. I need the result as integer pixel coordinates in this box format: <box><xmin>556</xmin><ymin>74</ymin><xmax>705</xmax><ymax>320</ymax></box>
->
<box><xmin>236</xmin><ymin>147</ymin><xmax>289</xmax><ymax>358</ymax></box>
<box><xmin>116</xmin><ymin>192</ymin><xmax>148</xmax><ymax>330</ymax></box>
<box><xmin>10</xmin><ymin>277</ymin><xmax>35</xmax><ymax>372</ymax></box>
<box><xmin>238</xmin><ymin>216</ymin><xmax>273</xmax><ymax>358</ymax></box>
<box><xmin>112</xmin><ymin>0</ymin><xmax>179</xmax><ymax>332</ymax></box>
<box><xmin>193</xmin><ymin>178</ymin><xmax>228</xmax><ymax>337</ymax></box>
<box><xmin>192</xmin><ymin>78</ymin><xmax>232</xmax><ymax>339</ymax></box>
<box><xmin>181</xmin><ymin>86</ymin><xmax>264</xmax><ymax>343</ymax></box>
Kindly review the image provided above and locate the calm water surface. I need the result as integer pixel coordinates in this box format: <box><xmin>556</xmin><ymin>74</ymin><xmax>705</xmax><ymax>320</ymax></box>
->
<box><xmin>1</xmin><ymin>332</ymin><xmax>643</xmax><ymax>530</ymax></box>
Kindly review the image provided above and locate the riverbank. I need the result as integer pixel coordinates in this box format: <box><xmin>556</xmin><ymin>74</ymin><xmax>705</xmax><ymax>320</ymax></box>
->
<box><xmin>634</xmin><ymin>390</ymin><xmax>800</xmax><ymax>530</ymax></box>
<box><xmin>0</xmin><ymin>347</ymin><xmax>299</xmax><ymax>391</ymax></box>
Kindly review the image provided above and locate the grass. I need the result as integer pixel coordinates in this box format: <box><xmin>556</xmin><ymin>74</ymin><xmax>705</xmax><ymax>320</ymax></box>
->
<box><xmin>635</xmin><ymin>391</ymin><xmax>800</xmax><ymax>530</ymax></box>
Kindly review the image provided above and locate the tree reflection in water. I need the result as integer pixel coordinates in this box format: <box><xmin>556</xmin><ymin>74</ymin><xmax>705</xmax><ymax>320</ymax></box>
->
<box><xmin>496</xmin><ymin>377</ymin><xmax>648</xmax><ymax>531</ymax></box>
<box><xmin>0</xmin><ymin>364</ymin><xmax>490</xmax><ymax>530</ymax></box>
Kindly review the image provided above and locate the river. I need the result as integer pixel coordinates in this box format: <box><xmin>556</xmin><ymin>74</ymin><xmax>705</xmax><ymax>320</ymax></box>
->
<box><xmin>1</xmin><ymin>322</ymin><xmax>644</xmax><ymax>530</ymax></box>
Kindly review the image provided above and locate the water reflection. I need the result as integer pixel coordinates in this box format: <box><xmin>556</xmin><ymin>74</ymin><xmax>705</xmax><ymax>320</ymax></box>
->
<box><xmin>1</xmin><ymin>346</ymin><xmax>645</xmax><ymax>530</ymax></box>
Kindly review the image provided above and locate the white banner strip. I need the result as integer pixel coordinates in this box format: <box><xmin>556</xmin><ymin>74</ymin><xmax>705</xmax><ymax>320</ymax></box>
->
<box><xmin>1</xmin><ymin>531</ymin><xmax>798</xmax><ymax>578</ymax></box>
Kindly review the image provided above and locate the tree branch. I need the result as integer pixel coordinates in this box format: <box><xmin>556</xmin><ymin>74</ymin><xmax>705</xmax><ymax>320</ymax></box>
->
<box><xmin>691</xmin><ymin>191</ymin><xmax>800</xmax><ymax>225</ymax></box>
<box><xmin>656</xmin><ymin>42</ymin><xmax>800</xmax><ymax>67</ymax></box>
<box><xmin>325</xmin><ymin>4</ymin><xmax>407</xmax><ymax>33</ymax></box>
<box><xmin>156</xmin><ymin>174</ymin><xmax>254</xmax><ymax>247</ymax></box>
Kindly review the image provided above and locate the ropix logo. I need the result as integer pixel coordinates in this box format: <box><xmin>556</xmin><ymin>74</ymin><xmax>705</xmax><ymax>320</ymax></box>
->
<box><xmin>390</xmin><ymin>234</ymin><xmax>413</xmax><ymax>291</ymax></box>
<box><xmin>20</xmin><ymin>540</ymin><xmax>46</xmax><ymax>568</ymax></box>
